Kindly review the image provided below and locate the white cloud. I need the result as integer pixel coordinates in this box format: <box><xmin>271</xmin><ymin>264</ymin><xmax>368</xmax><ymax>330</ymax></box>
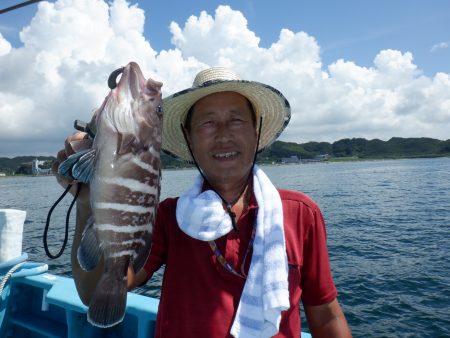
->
<box><xmin>169</xmin><ymin>5</ymin><xmax>260</xmax><ymax>66</ymax></box>
<box><xmin>0</xmin><ymin>0</ymin><xmax>204</xmax><ymax>156</ymax></box>
<box><xmin>0</xmin><ymin>1</ymin><xmax>449</xmax><ymax>157</ymax></box>
<box><xmin>0</xmin><ymin>33</ymin><xmax>11</xmax><ymax>56</ymax></box>
<box><xmin>430</xmin><ymin>41</ymin><xmax>449</xmax><ymax>52</ymax></box>
<box><xmin>165</xmin><ymin>7</ymin><xmax>450</xmax><ymax>145</ymax></box>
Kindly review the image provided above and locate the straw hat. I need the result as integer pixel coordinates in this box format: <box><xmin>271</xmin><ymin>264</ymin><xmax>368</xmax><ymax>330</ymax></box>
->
<box><xmin>162</xmin><ymin>67</ymin><xmax>291</xmax><ymax>161</ymax></box>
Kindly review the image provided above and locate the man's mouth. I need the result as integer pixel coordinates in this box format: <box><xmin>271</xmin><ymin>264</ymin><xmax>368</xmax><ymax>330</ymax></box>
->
<box><xmin>213</xmin><ymin>151</ymin><xmax>239</xmax><ymax>159</ymax></box>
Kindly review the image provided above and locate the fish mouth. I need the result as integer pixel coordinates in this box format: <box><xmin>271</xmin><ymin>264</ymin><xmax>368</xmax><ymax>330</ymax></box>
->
<box><xmin>108</xmin><ymin>62</ymin><xmax>146</xmax><ymax>100</ymax></box>
<box><xmin>107</xmin><ymin>62</ymin><xmax>162</xmax><ymax>103</ymax></box>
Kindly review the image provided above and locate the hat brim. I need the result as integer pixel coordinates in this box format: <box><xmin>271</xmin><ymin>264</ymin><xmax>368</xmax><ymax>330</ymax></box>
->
<box><xmin>161</xmin><ymin>80</ymin><xmax>291</xmax><ymax>161</ymax></box>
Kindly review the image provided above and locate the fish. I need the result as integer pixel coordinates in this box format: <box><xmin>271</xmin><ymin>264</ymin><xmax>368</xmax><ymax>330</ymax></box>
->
<box><xmin>58</xmin><ymin>61</ymin><xmax>163</xmax><ymax>327</ymax></box>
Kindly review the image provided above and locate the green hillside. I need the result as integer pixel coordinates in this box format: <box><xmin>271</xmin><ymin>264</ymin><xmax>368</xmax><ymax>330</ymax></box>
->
<box><xmin>1</xmin><ymin>137</ymin><xmax>449</xmax><ymax>175</ymax></box>
<box><xmin>258</xmin><ymin>137</ymin><xmax>450</xmax><ymax>162</ymax></box>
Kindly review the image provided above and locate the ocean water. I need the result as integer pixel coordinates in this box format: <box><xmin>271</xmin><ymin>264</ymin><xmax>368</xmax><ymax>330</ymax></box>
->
<box><xmin>1</xmin><ymin>158</ymin><xmax>449</xmax><ymax>337</ymax></box>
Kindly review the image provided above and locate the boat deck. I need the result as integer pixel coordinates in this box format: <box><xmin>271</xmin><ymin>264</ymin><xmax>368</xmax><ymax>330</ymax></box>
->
<box><xmin>1</xmin><ymin>272</ymin><xmax>312</xmax><ymax>337</ymax></box>
<box><xmin>1</xmin><ymin>273</ymin><xmax>158</xmax><ymax>338</ymax></box>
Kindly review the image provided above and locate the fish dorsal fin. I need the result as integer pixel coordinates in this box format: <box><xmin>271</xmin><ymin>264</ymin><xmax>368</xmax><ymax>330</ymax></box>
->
<box><xmin>58</xmin><ymin>148</ymin><xmax>96</xmax><ymax>183</ymax></box>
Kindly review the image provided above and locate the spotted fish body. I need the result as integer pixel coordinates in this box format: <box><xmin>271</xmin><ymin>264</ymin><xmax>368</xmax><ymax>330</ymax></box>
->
<box><xmin>59</xmin><ymin>62</ymin><xmax>162</xmax><ymax>327</ymax></box>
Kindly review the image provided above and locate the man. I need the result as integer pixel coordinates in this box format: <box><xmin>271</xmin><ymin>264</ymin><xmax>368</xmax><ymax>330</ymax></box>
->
<box><xmin>54</xmin><ymin>67</ymin><xmax>351</xmax><ymax>337</ymax></box>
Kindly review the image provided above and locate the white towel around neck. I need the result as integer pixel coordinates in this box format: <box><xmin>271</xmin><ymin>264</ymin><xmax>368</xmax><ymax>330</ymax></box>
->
<box><xmin>176</xmin><ymin>165</ymin><xmax>289</xmax><ymax>337</ymax></box>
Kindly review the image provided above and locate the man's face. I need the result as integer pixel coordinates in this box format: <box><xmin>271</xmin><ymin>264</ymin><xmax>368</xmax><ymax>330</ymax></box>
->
<box><xmin>186</xmin><ymin>91</ymin><xmax>258</xmax><ymax>187</ymax></box>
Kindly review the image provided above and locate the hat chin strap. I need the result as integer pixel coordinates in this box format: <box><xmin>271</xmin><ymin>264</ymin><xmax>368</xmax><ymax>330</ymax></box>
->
<box><xmin>180</xmin><ymin>117</ymin><xmax>263</xmax><ymax>232</ymax></box>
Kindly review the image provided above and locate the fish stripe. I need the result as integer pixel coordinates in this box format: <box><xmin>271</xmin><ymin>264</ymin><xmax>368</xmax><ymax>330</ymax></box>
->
<box><xmin>93</xmin><ymin>209</ymin><xmax>154</xmax><ymax>226</ymax></box>
<box><xmin>95</xmin><ymin>202</ymin><xmax>152</xmax><ymax>214</ymax></box>
<box><xmin>94</xmin><ymin>186</ymin><xmax>157</xmax><ymax>208</ymax></box>
<box><xmin>119</xmin><ymin>158</ymin><xmax>160</xmax><ymax>185</ymax></box>
<box><xmin>104</xmin><ymin>238</ymin><xmax>147</xmax><ymax>246</ymax></box>
<box><xmin>110</xmin><ymin>250</ymin><xmax>139</xmax><ymax>259</ymax></box>
<box><xmin>119</xmin><ymin>194</ymin><xmax>156</xmax><ymax>208</ymax></box>
<box><xmin>131</xmin><ymin>155</ymin><xmax>159</xmax><ymax>172</ymax></box>
<box><xmin>94</xmin><ymin>223</ymin><xmax>152</xmax><ymax>233</ymax></box>
<box><xmin>99</xmin><ymin>177</ymin><xmax>158</xmax><ymax>195</ymax></box>
<box><xmin>148</xmin><ymin>145</ymin><xmax>161</xmax><ymax>159</ymax></box>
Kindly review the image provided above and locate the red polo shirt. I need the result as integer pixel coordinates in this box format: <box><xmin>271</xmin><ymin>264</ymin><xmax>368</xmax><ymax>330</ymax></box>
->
<box><xmin>144</xmin><ymin>189</ymin><xmax>337</xmax><ymax>337</ymax></box>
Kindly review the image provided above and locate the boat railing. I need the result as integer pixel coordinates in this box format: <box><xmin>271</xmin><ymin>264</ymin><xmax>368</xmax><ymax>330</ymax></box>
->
<box><xmin>1</xmin><ymin>269</ymin><xmax>159</xmax><ymax>338</ymax></box>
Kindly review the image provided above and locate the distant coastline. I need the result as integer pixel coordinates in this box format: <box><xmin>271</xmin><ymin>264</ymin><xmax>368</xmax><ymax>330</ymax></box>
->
<box><xmin>1</xmin><ymin>136</ymin><xmax>449</xmax><ymax>175</ymax></box>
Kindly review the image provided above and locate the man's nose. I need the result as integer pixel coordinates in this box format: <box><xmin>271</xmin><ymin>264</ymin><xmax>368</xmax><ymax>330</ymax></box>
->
<box><xmin>215</xmin><ymin>121</ymin><xmax>232</xmax><ymax>142</ymax></box>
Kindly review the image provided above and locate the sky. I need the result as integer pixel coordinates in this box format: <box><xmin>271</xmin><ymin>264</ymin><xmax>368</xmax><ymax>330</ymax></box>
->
<box><xmin>0</xmin><ymin>0</ymin><xmax>449</xmax><ymax>157</ymax></box>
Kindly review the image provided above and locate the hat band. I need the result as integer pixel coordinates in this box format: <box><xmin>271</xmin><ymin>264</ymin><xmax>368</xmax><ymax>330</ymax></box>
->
<box><xmin>199</xmin><ymin>79</ymin><xmax>223</xmax><ymax>87</ymax></box>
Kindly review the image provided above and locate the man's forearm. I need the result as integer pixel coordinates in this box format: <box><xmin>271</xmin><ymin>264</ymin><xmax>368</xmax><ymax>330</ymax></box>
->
<box><xmin>305</xmin><ymin>299</ymin><xmax>352</xmax><ymax>338</ymax></box>
<box><xmin>309</xmin><ymin>314</ymin><xmax>352</xmax><ymax>338</ymax></box>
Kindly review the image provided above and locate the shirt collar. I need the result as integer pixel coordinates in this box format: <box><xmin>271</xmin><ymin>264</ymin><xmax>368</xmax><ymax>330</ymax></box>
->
<box><xmin>201</xmin><ymin>180</ymin><xmax>258</xmax><ymax>211</ymax></box>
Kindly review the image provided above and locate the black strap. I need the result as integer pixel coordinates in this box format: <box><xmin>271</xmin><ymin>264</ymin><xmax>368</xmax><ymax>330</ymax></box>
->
<box><xmin>0</xmin><ymin>0</ymin><xmax>43</xmax><ymax>15</ymax></box>
<box><xmin>43</xmin><ymin>183</ymin><xmax>81</xmax><ymax>259</ymax></box>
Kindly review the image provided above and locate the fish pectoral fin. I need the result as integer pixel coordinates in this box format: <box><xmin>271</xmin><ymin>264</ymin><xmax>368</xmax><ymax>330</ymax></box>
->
<box><xmin>58</xmin><ymin>148</ymin><xmax>96</xmax><ymax>183</ymax></box>
<box><xmin>77</xmin><ymin>217</ymin><xmax>102</xmax><ymax>271</ymax></box>
<box><xmin>58</xmin><ymin>150</ymin><xmax>84</xmax><ymax>179</ymax></box>
<box><xmin>71</xmin><ymin>148</ymin><xmax>96</xmax><ymax>183</ymax></box>
<box><xmin>132</xmin><ymin>236</ymin><xmax>153</xmax><ymax>274</ymax></box>
<box><xmin>117</xmin><ymin>132</ymin><xmax>138</xmax><ymax>155</ymax></box>
<box><xmin>87</xmin><ymin>269</ymin><xmax>128</xmax><ymax>328</ymax></box>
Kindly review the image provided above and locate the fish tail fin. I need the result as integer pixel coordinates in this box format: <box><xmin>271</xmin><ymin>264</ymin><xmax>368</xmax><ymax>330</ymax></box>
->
<box><xmin>87</xmin><ymin>272</ymin><xmax>127</xmax><ymax>328</ymax></box>
<box><xmin>77</xmin><ymin>217</ymin><xmax>102</xmax><ymax>271</ymax></box>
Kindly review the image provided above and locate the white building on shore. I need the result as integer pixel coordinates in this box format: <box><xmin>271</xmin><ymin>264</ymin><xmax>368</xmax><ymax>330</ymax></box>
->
<box><xmin>32</xmin><ymin>159</ymin><xmax>51</xmax><ymax>175</ymax></box>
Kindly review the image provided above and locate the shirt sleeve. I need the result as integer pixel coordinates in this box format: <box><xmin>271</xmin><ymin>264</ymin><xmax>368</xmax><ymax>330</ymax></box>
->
<box><xmin>300</xmin><ymin>205</ymin><xmax>337</xmax><ymax>306</ymax></box>
<box><xmin>143</xmin><ymin>198</ymin><xmax>172</xmax><ymax>278</ymax></box>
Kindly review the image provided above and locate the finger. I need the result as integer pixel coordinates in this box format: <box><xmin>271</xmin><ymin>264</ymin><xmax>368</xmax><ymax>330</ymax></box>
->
<box><xmin>65</xmin><ymin>132</ymin><xmax>88</xmax><ymax>155</ymax></box>
<box><xmin>54</xmin><ymin>168</ymin><xmax>71</xmax><ymax>187</ymax></box>
<box><xmin>52</xmin><ymin>156</ymin><xmax>70</xmax><ymax>181</ymax></box>
<box><xmin>56</xmin><ymin>149</ymin><xmax>67</xmax><ymax>162</ymax></box>
<box><xmin>51</xmin><ymin>160</ymin><xmax>60</xmax><ymax>175</ymax></box>
<box><xmin>70</xmin><ymin>138</ymin><xmax>93</xmax><ymax>153</ymax></box>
